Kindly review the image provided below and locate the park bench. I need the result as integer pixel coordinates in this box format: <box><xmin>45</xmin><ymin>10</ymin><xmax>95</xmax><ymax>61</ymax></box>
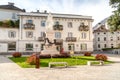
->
<box><xmin>49</xmin><ymin>62</ymin><xmax>68</xmax><ymax>68</ymax></box>
<box><xmin>87</xmin><ymin>60</ymin><xmax>104</xmax><ymax>66</ymax></box>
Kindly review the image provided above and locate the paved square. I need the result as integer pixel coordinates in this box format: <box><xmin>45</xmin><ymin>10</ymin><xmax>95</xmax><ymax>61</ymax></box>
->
<box><xmin>0</xmin><ymin>54</ymin><xmax>120</xmax><ymax>80</ymax></box>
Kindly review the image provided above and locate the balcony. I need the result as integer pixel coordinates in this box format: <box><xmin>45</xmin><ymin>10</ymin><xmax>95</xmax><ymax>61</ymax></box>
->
<box><xmin>54</xmin><ymin>39</ymin><xmax>63</xmax><ymax>45</ymax></box>
<box><xmin>53</xmin><ymin>25</ymin><xmax>63</xmax><ymax>31</ymax></box>
<box><xmin>79</xmin><ymin>24</ymin><xmax>89</xmax><ymax>31</ymax></box>
<box><xmin>38</xmin><ymin>37</ymin><xmax>45</xmax><ymax>41</ymax></box>
<box><xmin>66</xmin><ymin>37</ymin><xmax>77</xmax><ymax>42</ymax></box>
<box><xmin>24</xmin><ymin>23</ymin><xmax>35</xmax><ymax>30</ymax></box>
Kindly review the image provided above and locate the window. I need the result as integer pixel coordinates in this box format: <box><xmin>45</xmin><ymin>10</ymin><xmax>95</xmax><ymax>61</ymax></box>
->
<box><xmin>8</xmin><ymin>42</ymin><xmax>16</xmax><ymax>51</ymax></box>
<box><xmin>26</xmin><ymin>31</ymin><xmax>33</xmax><ymax>38</ymax></box>
<box><xmin>68</xmin><ymin>22</ymin><xmax>72</xmax><ymax>28</ymax></box>
<box><xmin>104</xmin><ymin>37</ymin><xmax>106</xmax><ymax>41</ymax></box>
<box><xmin>8</xmin><ymin>31</ymin><xmax>16</xmax><ymax>38</ymax></box>
<box><xmin>98</xmin><ymin>37</ymin><xmax>100</xmax><ymax>41</ymax></box>
<box><xmin>26</xmin><ymin>44</ymin><xmax>33</xmax><ymax>51</ymax></box>
<box><xmin>104</xmin><ymin>44</ymin><xmax>107</xmax><ymax>48</ymax></box>
<box><xmin>12</xmin><ymin>13</ymin><xmax>16</xmax><ymax>19</ymax></box>
<box><xmin>118</xmin><ymin>37</ymin><xmax>120</xmax><ymax>40</ymax></box>
<box><xmin>111</xmin><ymin>44</ymin><xmax>113</xmax><ymax>48</ymax></box>
<box><xmin>68</xmin><ymin>32</ymin><xmax>73</xmax><ymax>37</ymax></box>
<box><xmin>41</xmin><ymin>44</ymin><xmax>44</xmax><ymax>50</ymax></box>
<box><xmin>27</xmin><ymin>20</ymin><xmax>33</xmax><ymax>24</ymax></box>
<box><xmin>98</xmin><ymin>44</ymin><xmax>100</xmax><ymax>48</ymax></box>
<box><xmin>111</xmin><ymin>37</ymin><xmax>113</xmax><ymax>41</ymax></box>
<box><xmin>41</xmin><ymin>32</ymin><xmax>46</xmax><ymax>37</ymax></box>
<box><xmin>41</xmin><ymin>21</ymin><xmax>46</xmax><ymax>27</ymax></box>
<box><xmin>104</xmin><ymin>32</ymin><xmax>106</xmax><ymax>34</ymax></box>
<box><xmin>55</xmin><ymin>21</ymin><xmax>59</xmax><ymax>25</ymax></box>
<box><xmin>98</xmin><ymin>33</ymin><xmax>100</xmax><ymax>35</ymax></box>
<box><xmin>80</xmin><ymin>22</ymin><xmax>84</xmax><ymax>26</ymax></box>
<box><xmin>68</xmin><ymin>44</ymin><xmax>74</xmax><ymax>50</ymax></box>
<box><xmin>81</xmin><ymin>33</ymin><xmax>86</xmax><ymax>39</ymax></box>
<box><xmin>81</xmin><ymin>44</ymin><xmax>87</xmax><ymax>50</ymax></box>
<box><xmin>55</xmin><ymin>32</ymin><xmax>61</xmax><ymax>38</ymax></box>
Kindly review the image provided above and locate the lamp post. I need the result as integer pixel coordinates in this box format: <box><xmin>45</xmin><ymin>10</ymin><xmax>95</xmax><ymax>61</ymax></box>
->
<box><xmin>35</xmin><ymin>53</ymin><xmax>40</xmax><ymax>69</ymax></box>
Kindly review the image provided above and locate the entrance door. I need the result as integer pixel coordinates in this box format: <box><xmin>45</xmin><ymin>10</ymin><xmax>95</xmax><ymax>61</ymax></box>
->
<box><xmin>68</xmin><ymin>44</ymin><xmax>74</xmax><ymax>51</ymax></box>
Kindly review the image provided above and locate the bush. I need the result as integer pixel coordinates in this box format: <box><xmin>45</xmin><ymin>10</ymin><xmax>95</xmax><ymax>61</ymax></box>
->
<box><xmin>12</xmin><ymin>52</ymin><xmax>22</xmax><ymax>58</ymax></box>
<box><xmin>40</xmin><ymin>54</ymin><xmax>51</xmax><ymax>58</ymax></box>
<box><xmin>26</xmin><ymin>54</ymin><xmax>37</xmax><ymax>65</ymax></box>
<box><xmin>84</xmin><ymin>52</ymin><xmax>92</xmax><ymax>56</ymax></box>
<box><xmin>95</xmin><ymin>54</ymin><xmax>107</xmax><ymax>61</ymax></box>
<box><xmin>39</xmin><ymin>53</ymin><xmax>70</xmax><ymax>58</ymax></box>
<box><xmin>60</xmin><ymin>53</ymin><xmax>70</xmax><ymax>58</ymax></box>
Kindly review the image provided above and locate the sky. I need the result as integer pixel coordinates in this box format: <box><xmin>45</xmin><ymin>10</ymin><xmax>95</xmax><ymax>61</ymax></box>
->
<box><xmin>0</xmin><ymin>0</ymin><xmax>114</xmax><ymax>26</ymax></box>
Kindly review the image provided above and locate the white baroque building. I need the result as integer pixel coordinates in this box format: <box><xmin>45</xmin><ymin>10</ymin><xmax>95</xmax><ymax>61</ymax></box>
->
<box><xmin>0</xmin><ymin>2</ymin><xmax>25</xmax><ymax>21</ymax></box>
<box><xmin>18</xmin><ymin>12</ymin><xmax>93</xmax><ymax>53</ymax></box>
<box><xmin>0</xmin><ymin>11</ymin><xmax>93</xmax><ymax>53</ymax></box>
<box><xmin>93</xmin><ymin>18</ymin><xmax>120</xmax><ymax>51</ymax></box>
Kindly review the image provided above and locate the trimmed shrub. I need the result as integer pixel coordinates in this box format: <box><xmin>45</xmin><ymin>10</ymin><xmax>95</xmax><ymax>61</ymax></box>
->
<box><xmin>39</xmin><ymin>53</ymin><xmax>70</xmax><ymax>58</ymax></box>
<box><xmin>40</xmin><ymin>54</ymin><xmax>51</xmax><ymax>58</ymax></box>
<box><xmin>26</xmin><ymin>54</ymin><xmax>37</xmax><ymax>65</ymax></box>
<box><xmin>84</xmin><ymin>52</ymin><xmax>92</xmax><ymax>56</ymax></box>
<box><xmin>61</xmin><ymin>52</ymin><xmax>70</xmax><ymax>58</ymax></box>
<box><xmin>12</xmin><ymin>52</ymin><xmax>22</xmax><ymax>58</ymax></box>
<box><xmin>95</xmin><ymin>54</ymin><xmax>107</xmax><ymax>61</ymax></box>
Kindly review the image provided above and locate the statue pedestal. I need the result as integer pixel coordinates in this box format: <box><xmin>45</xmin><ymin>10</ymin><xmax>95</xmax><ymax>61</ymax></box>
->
<box><xmin>41</xmin><ymin>44</ymin><xmax>60</xmax><ymax>54</ymax></box>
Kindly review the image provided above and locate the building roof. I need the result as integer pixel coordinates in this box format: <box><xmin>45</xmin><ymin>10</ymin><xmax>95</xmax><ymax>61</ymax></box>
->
<box><xmin>19</xmin><ymin>12</ymin><xmax>93</xmax><ymax>20</ymax></box>
<box><xmin>0</xmin><ymin>2</ymin><xmax>25</xmax><ymax>12</ymax></box>
<box><xmin>93</xmin><ymin>17</ymin><xmax>108</xmax><ymax>30</ymax></box>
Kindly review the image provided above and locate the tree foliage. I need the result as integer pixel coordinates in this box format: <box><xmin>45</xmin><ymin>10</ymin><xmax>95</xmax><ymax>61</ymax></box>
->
<box><xmin>107</xmin><ymin>11</ymin><xmax>120</xmax><ymax>31</ymax></box>
<box><xmin>109</xmin><ymin>0</ymin><xmax>120</xmax><ymax>12</ymax></box>
<box><xmin>107</xmin><ymin>0</ymin><xmax>120</xmax><ymax>31</ymax></box>
<box><xmin>0</xmin><ymin>20</ymin><xmax>19</xmax><ymax>28</ymax></box>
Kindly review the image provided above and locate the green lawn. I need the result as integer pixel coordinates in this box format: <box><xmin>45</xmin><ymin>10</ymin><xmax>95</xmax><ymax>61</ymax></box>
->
<box><xmin>9</xmin><ymin>56</ymin><xmax>113</xmax><ymax>68</ymax></box>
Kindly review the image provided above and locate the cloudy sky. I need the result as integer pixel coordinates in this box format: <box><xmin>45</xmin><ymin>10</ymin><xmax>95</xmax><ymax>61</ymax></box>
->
<box><xmin>0</xmin><ymin>0</ymin><xmax>114</xmax><ymax>26</ymax></box>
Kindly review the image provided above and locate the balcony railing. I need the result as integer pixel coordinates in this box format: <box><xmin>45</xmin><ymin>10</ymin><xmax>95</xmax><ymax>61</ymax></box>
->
<box><xmin>24</xmin><ymin>23</ymin><xmax>35</xmax><ymax>30</ymax></box>
<box><xmin>53</xmin><ymin>25</ymin><xmax>63</xmax><ymax>31</ymax></box>
<box><xmin>79</xmin><ymin>25</ymin><xmax>89</xmax><ymax>31</ymax></box>
<box><xmin>66</xmin><ymin>37</ymin><xmax>77</xmax><ymax>42</ymax></box>
<box><xmin>38</xmin><ymin>37</ymin><xmax>45</xmax><ymax>41</ymax></box>
<box><xmin>54</xmin><ymin>39</ymin><xmax>63</xmax><ymax>45</ymax></box>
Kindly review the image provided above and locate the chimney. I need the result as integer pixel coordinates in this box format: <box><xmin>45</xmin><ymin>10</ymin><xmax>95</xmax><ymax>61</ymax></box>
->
<box><xmin>8</xmin><ymin>2</ymin><xmax>14</xmax><ymax>6</ymax></box>
<box><xmin>44</xmin><ymin>10</ymin><xmax>47</xmax><ymax>13</ymax></box>
<box><xmin>37</xmin><ymin>10</ymin><xmax>39</xmax><ymax>13</ymax></box>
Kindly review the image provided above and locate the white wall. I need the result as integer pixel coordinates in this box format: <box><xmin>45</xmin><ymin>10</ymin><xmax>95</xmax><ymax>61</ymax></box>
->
<box><xmin>0</xmin><ymin>9</ymin><xmax>22</xmax><ymax>21</ymax></box>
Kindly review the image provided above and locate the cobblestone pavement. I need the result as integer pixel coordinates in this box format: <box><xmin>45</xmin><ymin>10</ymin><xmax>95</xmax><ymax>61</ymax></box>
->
<box><xmin>0</xmin><ymin>54</ymin><xmax>120</xmax><ymax>80</ymax></box>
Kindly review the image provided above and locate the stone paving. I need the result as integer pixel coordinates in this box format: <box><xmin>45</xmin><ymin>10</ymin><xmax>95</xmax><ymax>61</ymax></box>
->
<box><xmin>0</xmin><ymin>54</ymin><xmax>120</xmax><ymax>80</ymax></box>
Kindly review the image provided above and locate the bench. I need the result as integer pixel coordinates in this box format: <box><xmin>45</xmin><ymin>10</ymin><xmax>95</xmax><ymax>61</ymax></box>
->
<box><xmin>87</xmin><ymin>61</ymin><xmax>104</xmax><ymax>66</ymax></box>
<box><xmin>49</xmin><ymin>62</ymin><xmax>68</xmax><ymax>68</ymax></box>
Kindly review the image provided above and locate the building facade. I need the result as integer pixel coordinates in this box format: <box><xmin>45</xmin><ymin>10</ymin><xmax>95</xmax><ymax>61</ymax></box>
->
<box><xmin>0</xmin><ymin>2</ymin><xmax>24</xmax><ymax>53</ymax></box>
<box><xmin>18</xmin><ymin>12</ymin><xmax>93</xmax><ymax>53</ymax></box>
<box><xmin>0</xmin><ymin>11</ymin><xmax>93</xmax><ymax>53</ymax></box>
<box><xmin>93</xmin><ymin>18</ymin><xmax>120</xmax><ymax>51</ymax></box>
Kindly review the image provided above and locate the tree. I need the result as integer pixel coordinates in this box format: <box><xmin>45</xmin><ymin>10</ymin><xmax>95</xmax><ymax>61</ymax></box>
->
<box><xmin>109</xmin><ymin>0</ymin><xmax>120</xmax><ymax>12</ymax></box>
<box><xmin>107</xmin><ymin>11</ymin><xmax>120</xmax><ymax>31</ymax></box>
<box><xmin>107</xmin><ymin>0</ymin><xmax>120</xmax><ymax>31</ymax></box>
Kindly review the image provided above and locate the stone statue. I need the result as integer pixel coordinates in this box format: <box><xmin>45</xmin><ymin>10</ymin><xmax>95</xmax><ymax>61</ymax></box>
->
<box><xmin>41</xmin><ymin>13</ymin><xmax>59</xmax><ymax>54</ymax></box>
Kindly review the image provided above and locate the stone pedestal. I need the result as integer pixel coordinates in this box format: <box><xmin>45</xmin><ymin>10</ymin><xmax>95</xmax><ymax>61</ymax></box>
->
<box><xmin>41</xmin><ymin>44</ymin><xmax>59</xmax><ymax>54</ymax></box>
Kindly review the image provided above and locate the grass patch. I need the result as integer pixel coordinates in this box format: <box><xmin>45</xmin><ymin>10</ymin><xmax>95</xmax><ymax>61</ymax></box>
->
<box><xmin>9</xmin><ymin>56</ymin><xmax>113</xmax><ymax>68</ymax></box>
